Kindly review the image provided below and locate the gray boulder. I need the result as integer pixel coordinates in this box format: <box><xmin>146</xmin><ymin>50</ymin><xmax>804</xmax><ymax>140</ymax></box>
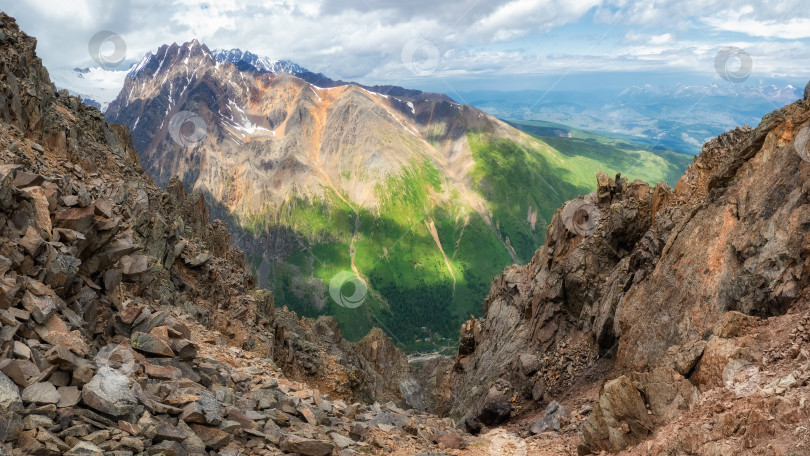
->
<box><xmin>21</xmin><ymin>291</ymin><xmax>56</xmax><ymax>324</ymax></box>
<box><xmin>0</xmin><ymin>372</ymin><xmax>21</xmax><ymax>412</ymax></box>
<box><xmin>399</xmin><ymin>377</ymin><xmax>426</xmax><ymax>412</ymax></box>
<box><xmin>81</xmin><ymin>367</ymin><xmax>137</xmax><ymax>416</ymax></box>
<box><xmin>529</xmin><ymin>400</ymin><xmax>569</xmax><ymax>434</ymax></box>
<box><xmin>21</xmin><ymin>382</ymin><xmax>60</xmax><ymax>405</ymax></box>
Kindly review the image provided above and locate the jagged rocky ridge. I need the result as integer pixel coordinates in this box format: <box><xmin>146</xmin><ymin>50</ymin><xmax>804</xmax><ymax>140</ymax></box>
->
<box><xmin>0</xmin><ymin>13</ymin><xmax>481</xmax><ymax>456</ymax></box>
<box><xmin>419</xmin><ymin>78</ymin><xmax>810</xmax><ymax>453</ymax></box>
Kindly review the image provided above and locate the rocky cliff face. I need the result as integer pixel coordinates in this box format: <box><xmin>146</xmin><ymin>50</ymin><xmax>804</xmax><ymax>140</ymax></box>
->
<box><xmin>431</xmin><ymin>79</ymin><xmax>810</xmax><ymax>453</ymax></box>
<box><xmin>0</xmin><ymin>13</ymin><xmax>460</xmax><ymax>456</ymax></box>
<box><xmin>423</xmin><ymin>171</ymin><xmax>652</xmax><ymax>428</ymax></box>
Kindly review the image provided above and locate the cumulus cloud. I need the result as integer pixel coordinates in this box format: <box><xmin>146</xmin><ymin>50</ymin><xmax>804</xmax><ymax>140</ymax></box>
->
<box><xmin>704</xmin><ymin>15</ymin><xmax>810</xmax><ymax>40</ymax></box>
<box><xmin>1</xmin><ymin>0</ymin><xmax>808</xmax><ymax>85</ymax></box>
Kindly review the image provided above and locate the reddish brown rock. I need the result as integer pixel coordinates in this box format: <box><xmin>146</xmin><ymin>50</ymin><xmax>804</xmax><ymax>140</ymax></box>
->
<box><xmin>21</xmin><ymin>291</ymin><xmax>56</xmax><ymax>324</ymax></box>
<box><xmin>280</xmin><ymin>434</ymin><xmax>335</xmax><ymax>456</ymax></box>
<box><xmin>56</xmin><ymin>386</ymin><xmax>81</xmax><ymax>408</ymax></box>
<box><xmin>0</xmin><ymin>359</ymin><xmax>38</xmax><ymax>387</ymax></box>
<box><xmin>54</xmin><ymin>206</ymin><xmax>95</xmax><ymax>234</ymax></box>
<box><xmin>130</xmin><ymin>331</ymin><xmax>174</xmax><ymax>357</ymax></box>
<box><xmin>189</xmin><ymin>424</ymin><xmax>231</xmax><ymax>450</ymax></box>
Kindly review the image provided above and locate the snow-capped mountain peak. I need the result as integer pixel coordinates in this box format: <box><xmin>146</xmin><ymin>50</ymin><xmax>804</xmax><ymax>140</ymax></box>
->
<box><xmin>210</xmin><ymin>48</ymin><xmax>308</xmax><ymax>75</ymax></box>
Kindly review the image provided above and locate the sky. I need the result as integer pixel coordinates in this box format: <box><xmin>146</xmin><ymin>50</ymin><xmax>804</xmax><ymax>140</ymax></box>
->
<box><xmin>2</xmin><ymin>0</ymin><xmax>809</xmax><ymax>92</ymax></box>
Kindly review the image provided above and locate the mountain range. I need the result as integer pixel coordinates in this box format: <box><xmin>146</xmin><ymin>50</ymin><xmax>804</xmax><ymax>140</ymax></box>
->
<box><xmin>102</xmin><ymin>40</ymin><xmax>690</xmax><ymax>349</ymax></box>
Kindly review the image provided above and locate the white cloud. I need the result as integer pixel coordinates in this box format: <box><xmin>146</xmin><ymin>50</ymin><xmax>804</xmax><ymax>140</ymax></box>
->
<box><xmin>474</xmin><ymin>0</ymin><xmax>602</xmax><ymax>42</ymax></box>
<box><xmin>0</xmin><ymin>0</ymin><xmax>807</xmax><ymax>87</ymax></box>
<box><xmin>624</xmin><ymin>31</ymin><xmax>675</xmax><ymax>45</ymax></box>
<box><xmin>704</xmin><ymin>16</ymin><xmax>810</xmax><ymax>40</ymax></box>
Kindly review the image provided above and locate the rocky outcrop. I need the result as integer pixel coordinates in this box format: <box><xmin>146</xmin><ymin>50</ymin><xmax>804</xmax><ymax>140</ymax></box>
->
<box><xmin>269</xmin><ymin>313</ymin><xmax>423</xmax><ymax>409</ymax></box>
<box><xmin>432</xmin><ymin>74</ymin><xmax>810</xmax><ymax>452</ymax></box>
<box><xmin>435</xmin><ymin>171</ymin><xmax>656</xmax><ymax>420</ymax></box>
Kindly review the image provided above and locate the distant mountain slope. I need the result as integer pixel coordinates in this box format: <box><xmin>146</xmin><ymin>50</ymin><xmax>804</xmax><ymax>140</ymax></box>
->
<box><xmin>461</xmin><ymin>83</ymin><xmax>803</xmax><ymax>154</ymax></box>
<box><xmin>505</xmin><ymin>119</ymin><xmax>692</xmax><ymax>187</ymax></box>
<box><xmin>105</xmin><ymin>41</ymin><xmax>690</xmax><ymax>351</ymax></box>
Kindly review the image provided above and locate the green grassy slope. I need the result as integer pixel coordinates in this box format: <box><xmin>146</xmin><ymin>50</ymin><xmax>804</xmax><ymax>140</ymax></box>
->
<box><xmin>505</xmin><ymin>119</ymin><xmax>692</xmax><ymax>186</ymax></box>
<box><xmin>248</xmin><ymin>160</ymin><xmax>511</xmax><ymax>352</ymax></box>
<box><xmin>468</xmin><ymin>123</ymin><xmax>690</xmax><ymax>262</ymax></box>
<box><xmin>248</xmin><ymin>125</ymin><xmax>691</xmax><ymax>353</ymax></box>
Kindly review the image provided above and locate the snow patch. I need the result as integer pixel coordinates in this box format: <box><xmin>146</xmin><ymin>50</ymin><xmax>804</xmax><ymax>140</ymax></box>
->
<box><xmin>129</xmin><ymin>53</ymin><xmax>152</xmax><ymax>77</ymax></box>
<box><xmin>361</xmin><ymin>88</ymin><xmax>389</xmax><ymax>99</ymax></box>
<box><xmin>228</xmin><ymin>99</ymin><xmax>245</xmax><ymax>114</ymax></box>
